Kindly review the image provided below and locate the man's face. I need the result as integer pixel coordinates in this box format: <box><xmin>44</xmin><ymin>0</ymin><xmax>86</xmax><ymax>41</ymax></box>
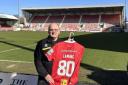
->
<box><xmin>48</xmin><ymin>23</ymin><xmax>60</xmax><ymax>39</ymax></box>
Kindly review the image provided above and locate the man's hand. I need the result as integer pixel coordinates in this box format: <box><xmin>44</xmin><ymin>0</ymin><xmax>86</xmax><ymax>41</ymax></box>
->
<box><xmin>45</xmin><ymin>74</ymin><xmax>55</xmax><ymax>85</ymax></box>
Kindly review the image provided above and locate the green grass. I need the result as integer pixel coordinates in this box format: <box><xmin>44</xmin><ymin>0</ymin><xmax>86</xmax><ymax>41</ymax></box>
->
<box><xmin>0</xmin><ymin>31</ymin><xmax>128</xmax><ymax>84</ymax></box>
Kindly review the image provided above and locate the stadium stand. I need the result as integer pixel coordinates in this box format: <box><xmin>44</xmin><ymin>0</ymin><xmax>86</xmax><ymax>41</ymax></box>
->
<box><xmin>61</xmin><ymin>15</ymin><xmax>80</xmax><ymax>31</ymax></box>
<box><xmin>30</xmin><ymin>16</ymin><xmax>47</xmax><ymax>30</ymax></box>
<box><xmin>43</xmin><ymin>15</ymin><xmax>63</xmax><ymax>31</ymax></box>
<box><xmin>81</xmin><ymin>15</ymin><xmax>100</xmax><ymax>32</ymax></box>
<box><xmin>101</xmin><ymin>14</ymin><xmax>120</xmax><ymax>31</ymax></box>
<box><xmin>22</xmin><ymin>5</ymin><xmax>124</xmax><ymax>32</ymax></box>
<box><xmin>0</xmin><ymin>14</ymin><xmax>18</xmax><ymax>31</ymax></box>
<box><xmin>0</xmin><ymin>27</ymin><xmax>13</xmax><ymax>31</ymax></box>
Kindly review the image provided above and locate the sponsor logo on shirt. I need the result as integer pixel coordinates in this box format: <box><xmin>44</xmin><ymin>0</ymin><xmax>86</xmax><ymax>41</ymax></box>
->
<box><xmin>61</xmin><ymin>50</ymin><xmax>77</xmax><ymax>53</ymax></box>
<box><xmin>61</xmin><ymin>79</ymin><xmax>67</xmax><ymax>85</ymax></box>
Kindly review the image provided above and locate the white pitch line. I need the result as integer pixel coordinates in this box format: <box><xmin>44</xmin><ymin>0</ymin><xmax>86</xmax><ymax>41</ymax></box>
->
<box><xmin>6</xmin><ymin>64</ymin><xmax>16</xmax><ymax>68</ymax></box>
<box><xmin>0</xmin><ymin>44</ymin><xmax>35</xmax><ymax>54</ymax></box>
<box><xmin>0</xmin><ymin>60</ymin><xmax>33</xmax><ymax>63</ymax></box>
<box><xmin>0</xmin><ymin>48</ymin><xmax>19</xmax><ymax>53</ymax></box>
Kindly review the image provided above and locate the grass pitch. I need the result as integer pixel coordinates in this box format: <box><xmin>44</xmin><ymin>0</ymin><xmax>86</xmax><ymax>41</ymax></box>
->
<box><xmin>0</xmin><ymin>31</ymin><xmax>128</xmax><ymax>84</ymax></box>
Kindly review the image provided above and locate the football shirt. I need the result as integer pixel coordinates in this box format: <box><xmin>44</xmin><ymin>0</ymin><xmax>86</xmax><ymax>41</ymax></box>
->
<box><xmin>46</xmin><ymin>41</ymin><xmax>85</xmax><ymax>85</ymax></box>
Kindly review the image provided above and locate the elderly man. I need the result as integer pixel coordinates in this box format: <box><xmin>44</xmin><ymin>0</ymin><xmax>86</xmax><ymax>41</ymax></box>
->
<box><xmin>34</xmin><ymin>23</ymin><xmax>60</xmax><ymax>85</ymax></box>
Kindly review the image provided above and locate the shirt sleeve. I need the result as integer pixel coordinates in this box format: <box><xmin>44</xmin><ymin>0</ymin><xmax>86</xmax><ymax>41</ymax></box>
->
<box><xmin>34</xmin><ymin>41</ymin><xmax>49</xmax><ymax>77</ymax></box>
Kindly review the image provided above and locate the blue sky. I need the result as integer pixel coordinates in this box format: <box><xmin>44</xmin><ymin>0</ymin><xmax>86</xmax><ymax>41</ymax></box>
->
<box><xmin>0</xmin><ymin>0</ymin><xmax>127</xmax><ymax>18</ymax></box>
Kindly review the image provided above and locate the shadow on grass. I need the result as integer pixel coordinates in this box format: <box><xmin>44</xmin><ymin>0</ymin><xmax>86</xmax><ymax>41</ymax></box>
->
<box><xmin>1</xmin><ymin>32</ymin><xmax>128</xmax><ymax>53</ymax></box>
<box><xmin>73</xmin><ymin>32</ymin><xmax>128</xmax><ymax>53</ymax></box>
<box><xmin>80</xmin><ymin>63</ymin><xmax>128</xmax><ymax>85</ymax></box>
<box><xmin>0</xmin><ymin>40</ymin><xmax>34</xmax><ymax>52</ymax></box>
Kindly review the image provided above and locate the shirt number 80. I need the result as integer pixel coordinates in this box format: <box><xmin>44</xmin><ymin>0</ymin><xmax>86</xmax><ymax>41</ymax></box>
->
<box><xmin>57</xmin><ymin>60</ymin><xmax>75</xmax><ymax>77</ymax></box>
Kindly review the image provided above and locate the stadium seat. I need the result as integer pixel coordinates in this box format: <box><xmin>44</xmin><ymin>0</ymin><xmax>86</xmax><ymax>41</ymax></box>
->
<box><xmin>61</xmin><ymin>15</ymin><xmax>80</xmax><ymax>31</ymax></box>
<box><xmin>43</xmin><ymin>15</ymin><xmax>63</xmax><ymax>31</ymax></box>
<box><xmin>101</xmin><ymin>14</ymin><xmax>120</xmax><ymax>31</ymax></box>
<box><xmin>81</xmin><ymin>15</ymin><xmax>100</xmax><ymax>32</ymax></box>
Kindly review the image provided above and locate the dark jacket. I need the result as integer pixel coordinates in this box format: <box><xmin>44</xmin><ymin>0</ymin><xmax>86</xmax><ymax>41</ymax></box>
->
<box><xmin>34</xmin><ymin>36</ymin><xmax>59</xmax><ymax>78</ymax></box>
